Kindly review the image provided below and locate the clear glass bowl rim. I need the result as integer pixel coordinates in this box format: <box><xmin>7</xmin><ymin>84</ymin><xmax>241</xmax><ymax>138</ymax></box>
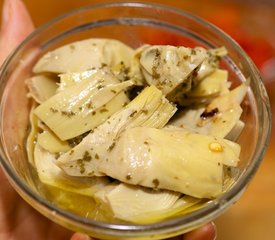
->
<box><xmin>0</xmin><ymin>1</ymin><xmax>271</xmax><ymax>237</ymax></box>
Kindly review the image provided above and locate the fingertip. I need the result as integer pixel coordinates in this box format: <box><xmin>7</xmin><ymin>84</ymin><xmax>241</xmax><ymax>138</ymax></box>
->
<box><xmin>183</xmin><ymin>222</ymin><xmax>217</xmax><ymax>240</ymax></box>
<box><xmin>70</xmin><ymin>232</ymin><xmax>94</xmax><ymax>240</ymax></box>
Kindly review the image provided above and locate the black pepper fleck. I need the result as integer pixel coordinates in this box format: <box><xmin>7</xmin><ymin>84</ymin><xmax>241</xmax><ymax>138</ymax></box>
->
<box><xmin>152</xmin><ymin>179</ymin><xmax>160</xmax><ymax>188</ymax></box>
<box><xmin>126</xmin><ymin>174</ymin><xmax>132</xmax><ymax>180</ymax></box>
<box><xmin>129</xmin><ymin>110</ymin><xmax>137</xmax><ymax>118</ymax></box>
<box><xmin>99</xmin><ymin>108</ymin><xmax>108</xmax><ymax>113</ymax></box>
<box><xmin>83</xmin><ymin>151</ymin><xmax>92</xmax><ymax>162</ymax></box>
<box><xmin>108</xmin><ymin>142</ymin><xmax>116</xmax><ymax>151</ymax></box>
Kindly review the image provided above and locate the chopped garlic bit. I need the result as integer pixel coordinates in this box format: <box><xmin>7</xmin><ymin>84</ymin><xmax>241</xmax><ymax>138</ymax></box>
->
<box><xmin>209</xmin><ymin>142</ymin><xmax>224</xmax><ymax>152</ymax></box>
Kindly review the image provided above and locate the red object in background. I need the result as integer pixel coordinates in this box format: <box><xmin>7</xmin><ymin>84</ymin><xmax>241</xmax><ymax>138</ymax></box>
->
<box><xmin>142</xmin><ymin>2</ymin><xmax>275</xmax><ymax>75</ymax></box>
<box><xmin>205</xmin><ymin>4</ymin><xmax>275</xmax><ymax>71</ymax></box>
<box><xmin>236</xmin><ymin>37</ymin><xmax>274</xmax><ymax>69</ymax></box>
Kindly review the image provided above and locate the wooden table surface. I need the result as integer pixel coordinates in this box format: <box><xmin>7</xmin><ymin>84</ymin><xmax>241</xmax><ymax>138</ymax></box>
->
<box><xmin>0</xmin><ymin>0</ymin><xmax>275</xmax><ymax>239</ymax></box>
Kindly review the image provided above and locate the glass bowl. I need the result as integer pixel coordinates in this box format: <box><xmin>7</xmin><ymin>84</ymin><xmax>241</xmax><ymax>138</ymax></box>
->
<box><xmin>0</xmin><ymin>2</ymin><xmax>271</xmax><ymax>240</ymax></box>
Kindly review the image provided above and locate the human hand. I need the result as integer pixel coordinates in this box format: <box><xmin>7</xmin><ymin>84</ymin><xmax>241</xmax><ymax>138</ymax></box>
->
<box><xmin>0</xmin><ymin>1</ymin><xmax>216</xmax><ymax>239</ymax></box>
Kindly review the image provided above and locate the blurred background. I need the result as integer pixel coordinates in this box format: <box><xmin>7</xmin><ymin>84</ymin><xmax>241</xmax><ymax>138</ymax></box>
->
<box><xmin>0</xmin><ymin>0</ymin><xmax>275</xmax><ymax>239</ymax></box>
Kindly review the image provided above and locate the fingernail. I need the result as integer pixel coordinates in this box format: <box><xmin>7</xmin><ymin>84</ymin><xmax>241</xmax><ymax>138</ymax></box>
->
<box><xmin>183</xmin><ymin>222</ymin><xmax>217</xmax><ymax>240</ymax></box>
<box><xmin>1</xmin><ymin>0</ymin><xmax>11</xmax><ymax>30</ymax></box>
<box><xmin>210</xmin><ymin>222</ymin><xmax>217</xmax><ymax>240</ymax></box>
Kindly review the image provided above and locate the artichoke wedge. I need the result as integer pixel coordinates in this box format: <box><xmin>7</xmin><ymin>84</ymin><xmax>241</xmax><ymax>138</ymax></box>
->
<box><xmin>170</xmin><ymin>83</ymin><xmax>247</xmax><ymax>138</ymax></box>
<box><xmin>172</xmin><ymin>69</ymin><xmax>229</xmax><ymax>106</ymax></box>
<box><xmin>90</xmin><ymin>127</ymin><xmax>240</xmax><ymax>198</ymax></box>
<box><xmin>188</xmin><ymin>69</ymin><xmax>229</xmax><ymax>98</ymax></box>
<box><xmin>128</xmin><ymin>44</ymin><xmax>150</xmax><ymax>86</ymax></box>
<box><xmin>140</xmin><ymin>45</ymin><xmax>208</xmax><ymax>95</ymax></box>
<box><xmin>34</xmin><ymin>69</ymin><xmax>133</xmax><ymax>140</ymax></box>
<box><xmin>33</xmin><ymin>38</ymin><xmax>134</xmax><ymax>73</ymax></box>
<box><xmin>34</xmin><ymin>144</ymin><xmax>110</xmax><ymax>197</ymax></box>
<box><xmin>195</xmin><ymin>47</ymin><xmax>228</xmax><ymax>82</ymax></box>
<box><xmin>57</xmin><ymin>86</ymin><xmax>176</xmax><ymax>177</ymax></box>
<box><xmin>94</xmin><ymin>183</ymin><xmax>198</xmax><ymax>223</ymax></box>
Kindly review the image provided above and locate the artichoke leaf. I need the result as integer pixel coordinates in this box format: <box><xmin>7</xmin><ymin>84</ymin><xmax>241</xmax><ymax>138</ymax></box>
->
<box><xmin>94</xmin><ymin>183</ymin><xmax>201</xmax><ymax>223</ymax></box>
<box><xmin>169</xmin><ymin>106</ymin><xmax>206</xmax><ymax>132</ymax></box>
<box><xmin>34</xmin><ymin>69</ymin><xmax>132</xmax><ymax>140</ymax></box>
<box><xmin>58</xmin><ymin>69</ymin><xmax>98</xmax><ymax>91</ymax></box>
<box><xmin>58</xmin><ymin>66</ymin><xmax>134</xmax><ymax>91</ymax></box>
<box><xmin>37</xmin><ymin>130</ymin><xmax>71</xmax><ymax>153</ymax></box>
<box><xmin>26</xmin><ymin>104</ymin><xmax>39</xmax><ymax>166</ymax></box>
<box><xmin>132</xmin><ymin>195</ymin><xmax>202</xmax><ymax>224</ymax></box>
<box><xmin>25</xmin><ymin>75</ymin><xmax>58</xmax><ymax>103</ymax></box>
<box><xmin>175</xmin><ymin>69</ymin><xmax>230</xmax><ymax>106</ymax></box>
<box><xmin>187</xmin><ymin>69</ymin><xmax>229</xmax><ymax>98</ymax></box>
<box><xmin>195</xmin><ymin>47</ymin><xmax>228</xmax><ymax>82</ymax></box>
<box><xmin>34</xmin><ymin>144</ymin><xmax>110</xmax><ymax>197</ymax></box>
<box><xmin>170</xmin><ymin>84</ymin><xmax>247</xmax><ymax>138</ymax></box>
<box><xmin>166</xmin><ymin>47</ymin><xmax>228</xmax><ymax>105</ymax></box>
<box><xmin>96</xmin><ymin>127</ymin><xmax>240</xmax><ymax>198</ymax></box>
<box><xmin>225</xmin><ymin>120</ymin><xmax>245</xmax><ymax>141</ymax></box>
<box><xmin>94</xmin><ymin>183</ymin><xmax>182</xmax><ymax>223</ymax></box>
<box><xmin>140</xmin><ymin>45</ymin><xmax>208</xmax><ymax>95</ymax></box>
<box><xmin>195</xmin><ymin>83</ymin><xmax>247</xmax><ymax>138</ymax></box>
<box><xmin>128</xmin><ymin>44</ymin><xmax>151</xmax><ymax>86</ymax></box>
<box><xmin>33</xmin><ymin>38</ymin><xmax>134</xmax><ymax>73</ymax></box>
<box><xmin>57</xmin><ymin>86</ymin><xmax>176</xmax><ymax>177</ymax></box>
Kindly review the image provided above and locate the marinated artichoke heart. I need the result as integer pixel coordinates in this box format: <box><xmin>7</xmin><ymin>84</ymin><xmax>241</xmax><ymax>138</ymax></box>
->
<box><xmin>33</xmin><ymin>38</ymin><xmax>134</xmax><ymax>73</ymax></box>
<box><xmin>94</xmin><ymin>183</ymin><xmax>200</xmax><ymax>223</ymax></box>
<box><xmin>34</xmin><ymin>68</ymin><xmax>133</xmax><ymax>140</ymax></box>
<box><xmin>195</xmin><ymin>47</ymin><xmax>228</xmax><ymax>83</ymax></box>
<box><xmin>182</xmin><ymin>69</ymin><xmax>230</xmax><ymax>106</ymax></box>
<box><xmin>128</xmin><ymin>44</ymin><xmax>151</xmax><ymax>86</ymax></box>
<box><xmin>171</xmin><ymin>83</ymin><xmax>247</xmax><ymax>138</ymax></box>
<box><xmin>34</xmin><ymin>143</ymin><xmax>110</xmax><ymax>197</ymax></box>
<box><xmin>91</xmin><ymin>127</ymin><xmax>239</xmax><ymax>198</ymax></box>
<box><xmin>57</xmin><ymin>86</ymin><xmax>176</xmax><ymax>177</ymax></box>
<box><xmin>166</xmin><ymin>47</ymin><xmax>228</xmax><ymax>105</ymax></box>
<box><xmin>139</xmin><ymin>45</ymin><xmax>208</xmax><ymax>95</ymax></box>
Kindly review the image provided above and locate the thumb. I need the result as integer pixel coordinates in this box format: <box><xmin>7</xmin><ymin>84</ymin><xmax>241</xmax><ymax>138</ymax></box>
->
<box><xmin>71</xmin><ymin>232</ymin><xmax>94</xmax><ymax>240</ymax></box>
<box><xmin>183</xmin><ymin>222</ymin><xmax>217</xmax><ymax>240</ymax></box>
<box><xmin>0</xmin><ymin>0</ymin><xmax>34</xmax><ymax>65</ymax></box>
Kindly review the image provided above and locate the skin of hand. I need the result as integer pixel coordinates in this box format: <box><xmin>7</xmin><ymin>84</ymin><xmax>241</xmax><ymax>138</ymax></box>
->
<box><xmin>0</xmin><ymin>0</ymin><xmax>217</xmax><ymax>240</ymax></box>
